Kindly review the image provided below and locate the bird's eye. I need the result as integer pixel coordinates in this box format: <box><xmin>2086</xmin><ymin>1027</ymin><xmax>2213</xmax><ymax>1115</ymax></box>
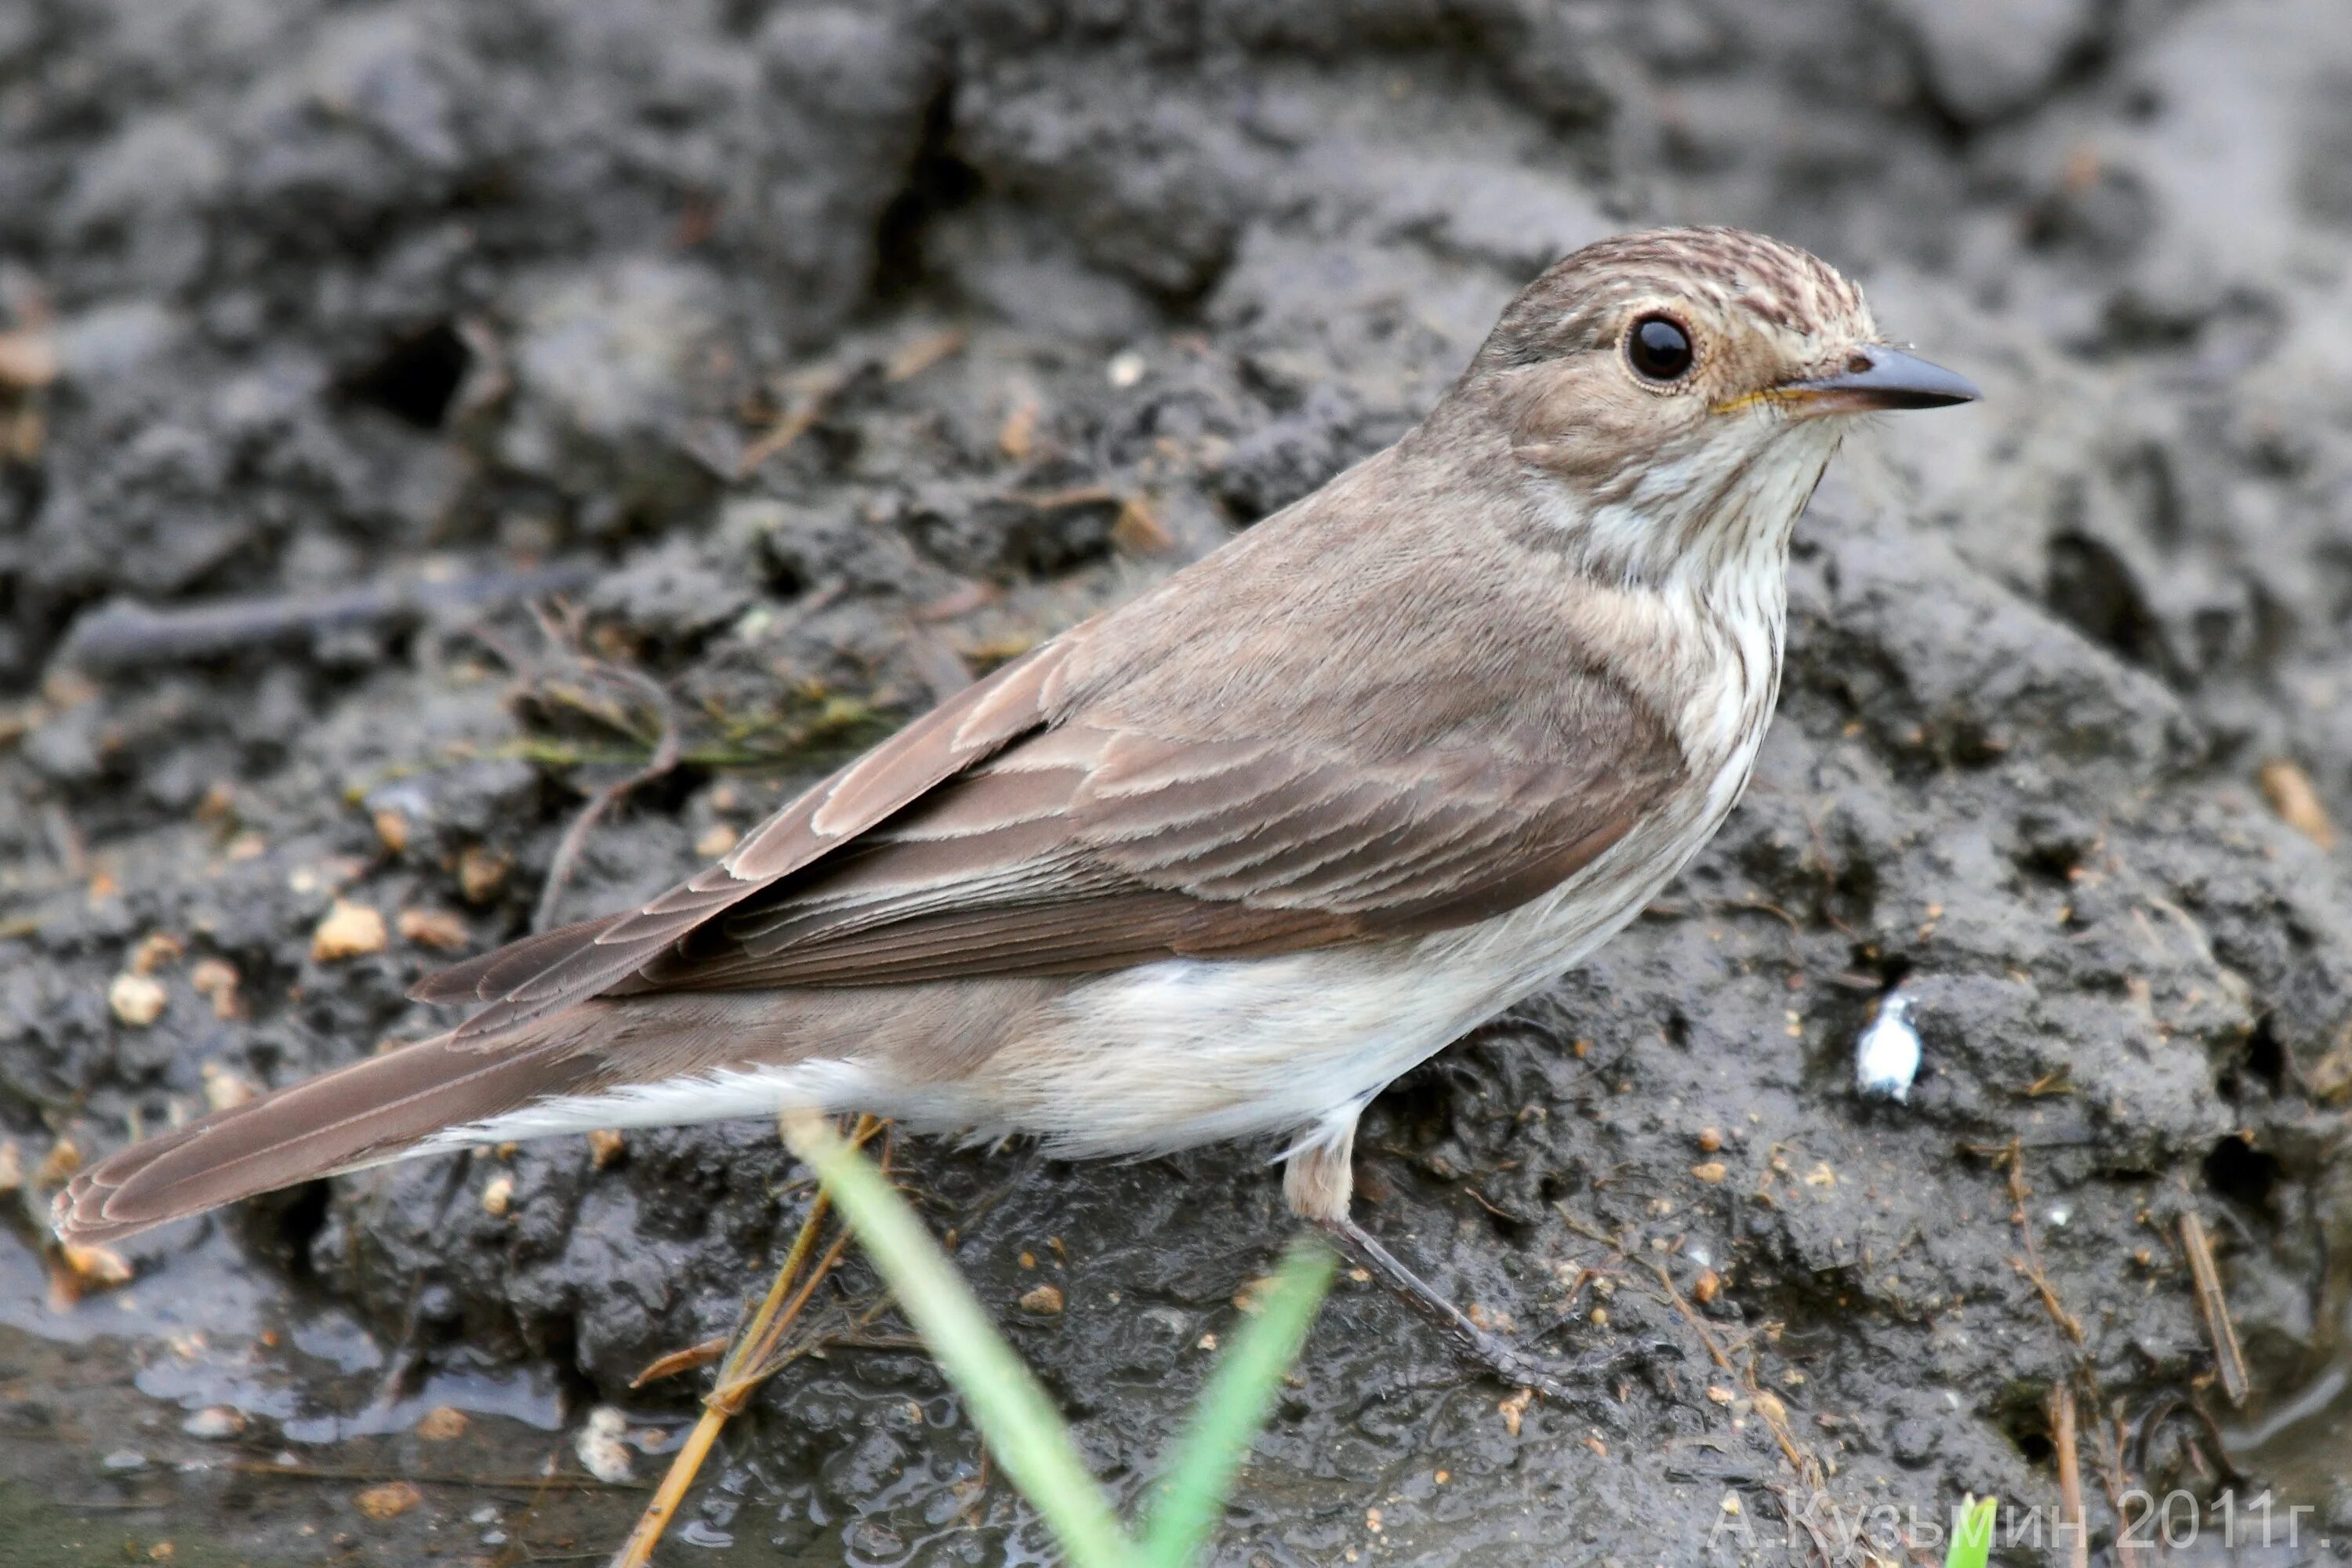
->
<box><xmin>1627</xmin><ymin>315</ymin><xmax>1695</xmax><ymax>383</ymax></box>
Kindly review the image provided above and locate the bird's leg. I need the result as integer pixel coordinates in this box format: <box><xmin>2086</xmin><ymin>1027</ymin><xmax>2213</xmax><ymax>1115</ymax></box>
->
<box><xmin>1284</xmin><ymin>1120</ymin><xmax>1630</xmax><ymax>1403</ymax></box>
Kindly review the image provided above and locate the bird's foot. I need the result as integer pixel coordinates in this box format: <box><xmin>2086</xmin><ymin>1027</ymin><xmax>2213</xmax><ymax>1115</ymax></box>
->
<box><xmin>1315</xmin><ymin>1215</ymin><xmax>1636</xmax><ymax>1411</ymax></box>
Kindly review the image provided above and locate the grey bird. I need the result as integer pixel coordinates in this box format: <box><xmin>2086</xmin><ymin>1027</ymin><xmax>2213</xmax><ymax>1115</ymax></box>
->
<box><xmin>56</xmin><ymin>227</ymin><xmax>1977</xmax><ymax>1395</ymax></box>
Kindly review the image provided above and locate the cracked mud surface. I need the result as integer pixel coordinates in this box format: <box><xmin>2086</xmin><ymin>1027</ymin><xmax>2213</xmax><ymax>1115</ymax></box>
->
<box><xmin>5</xmin><ymin>1</ymin><xmax>2352</xmax><ymax>1562</ymax></box>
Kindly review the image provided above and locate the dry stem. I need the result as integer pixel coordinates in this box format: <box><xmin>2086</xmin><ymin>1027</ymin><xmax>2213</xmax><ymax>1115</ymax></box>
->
<box><xmin>608</xmin><ymin>1113</ymin><xmax>885</xmax><ymax>1568</ymax></box>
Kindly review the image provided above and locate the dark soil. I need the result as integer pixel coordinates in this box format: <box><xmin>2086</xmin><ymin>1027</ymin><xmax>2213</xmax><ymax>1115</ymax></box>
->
<box><xmin>5</xmin><ymin>1</ymin><xmax>2352</xmax><ymax>1563</ymax></box>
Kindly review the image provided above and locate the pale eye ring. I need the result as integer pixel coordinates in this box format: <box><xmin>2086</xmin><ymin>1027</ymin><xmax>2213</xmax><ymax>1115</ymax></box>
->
<box><xmin>1626</xmin><ymin>314</ymin><xmax>1695</xmax><ymax>383</ymax></box>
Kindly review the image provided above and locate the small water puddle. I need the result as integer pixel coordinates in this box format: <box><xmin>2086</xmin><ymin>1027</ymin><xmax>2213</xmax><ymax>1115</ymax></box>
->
<box><xmin>0</xmin><ymin>1216</ymin><xmax>659</xmax><ymax>1566</ymax></box>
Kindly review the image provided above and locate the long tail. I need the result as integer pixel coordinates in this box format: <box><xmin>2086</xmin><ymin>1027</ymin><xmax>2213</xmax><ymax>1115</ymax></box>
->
<box><xmin>53</xmin><ymin>1029</ymin><xmax>608</xmax><ymax>1247</ymax></box>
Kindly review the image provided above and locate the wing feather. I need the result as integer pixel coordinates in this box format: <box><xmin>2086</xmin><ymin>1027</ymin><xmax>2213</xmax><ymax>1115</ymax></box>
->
<box><xmin>608</xmin><ymin>676</ymin><xmax>1681</xmax><ymax>988</ymax></box>
<box><xmin>418</xmin><ymin>616</ymin><xmax>1686</xmax><ymax>1024</ymax></box>
<box><xmin>427</xmin><ymin>639</ymin><xmax>1080</xmax><ymax>1044</ymax></box>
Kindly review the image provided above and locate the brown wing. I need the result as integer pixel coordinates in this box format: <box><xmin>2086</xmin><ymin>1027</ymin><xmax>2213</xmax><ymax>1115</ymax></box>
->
<box><xmin>419</xmin><ymin>637</ymin><xmax>1085</xmax><ymax>1044</ymax></box>
<box><xmin>612</xmin><ymin>674</ymin><xmax>1682</xmax><ymax>992</ymax></box>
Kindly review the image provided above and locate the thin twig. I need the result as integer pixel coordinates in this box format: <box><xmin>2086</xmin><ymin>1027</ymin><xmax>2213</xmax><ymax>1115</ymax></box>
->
<box><xmin>1767</xmin><ymin>1483</ymin><xmax>1839</xmax><ymax>1568</ymax></box>
<box><xmin>534</xmin><ymin>662</ymin><xmax>683</xmax><ymax>931</ymax></box>
<box><xmin>1650</xmin><ymin>1261</ymin><xmax>1733</xmax><ymax>1372</ymax></box>
<box><xmin>2001</xmin><ymin>1140</ymin><xmax>2084</xmax><ymax>1342</ymax></box>
<box><xmin>2179</xmin><ymin>1210</ymin><xmax>2249</xmax><ymax>1404</ymax></box>
<box><xmin>610</xmin><ymin>1228</ymin><xmax>840</xmax><ymax>1566</ymax></box>
<box><xmin>630</xmin><ymin>1335</ymin><xmax>728</xmax><ymax>1388</ymax></box>
<box><xmin>61</xmin><ymin>566</ymin><xmax>596</xmax><ymax>672</ymax></box>
<box><xmin>735</xmin><ymin>364</ymin><xmax>853</xmax><ymax>477</ymax></box>
<box><xmin>1649</xmin><ymin>1261</ymin><xmax>1813</xmax><ymax>1482</ymax></box>
<box><xmin>608</xmin><ymin>1115</ymin><xmax>886</xmax><ymax>1568</ymax></box>
<box><xmin>490</xmin><ymin>1450</ymin><xmax>575</xmax><ymax>1568</ymax></box>
<box><xmin>2051</xmin><ymin>1382</ymin><xmax>2089</xmax><ymax>1568</ymax></box>
<box><xmin>2094</xmin><ymin>1402</ymin><xmax>2153</xmax><ymax>1568</ymax></box>
<box><xmin>227</xmin><ymin>1461</ymin><xmax>644</xmax><ymax>1492</ymax></box>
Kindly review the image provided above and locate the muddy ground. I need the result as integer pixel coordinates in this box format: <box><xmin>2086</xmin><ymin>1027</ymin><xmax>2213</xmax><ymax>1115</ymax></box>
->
<box><xmin>5</xmin><ymin>0</ymin><xmax>2352</xmax><ymax>1563</ymax></box>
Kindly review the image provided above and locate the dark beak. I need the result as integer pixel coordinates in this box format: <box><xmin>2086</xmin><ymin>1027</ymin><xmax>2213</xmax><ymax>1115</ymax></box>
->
<box><xmin>1780</xmin><ymin>344</ymin><xmax>1980</xmax><ymax>415</ymax></box>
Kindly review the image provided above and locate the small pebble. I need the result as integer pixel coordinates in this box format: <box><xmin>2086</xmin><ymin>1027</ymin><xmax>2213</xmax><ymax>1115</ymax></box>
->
<box><xmin>576</xmin><ymin>1406</ymin><xmax>636</xmax><ymax>1483</ymax></box>
<box><xmin>415</xmin><ymin>1406</ymin><xmax>467</xmax><ymax>1441</ymax></box>
<box><xmin>0</xmin><ymin>327</ymin><xmax>60</xmax><ymax>388</ymax></box>
<box><xmin>101</xmin><ymin>1449</ymin><xmax>148</xmax><ymax>1472</ymax></box>
<box><xmin>182</xmin><ymin>1406</ymin><xmax>248</xmax><ymax>1440</ymax></box>
<box><xmin>354</xmin><ymin>1480</ymin><xmax>422</xmax><ymax>1519</ymax></box>
<box><xmin>457</xmin><ymin>845</ymin><xmax>511</xmax><ymax>902</ymax></box>
<box><xmin>1018</xmin><ymin>1283</ymin><xmax>1065</xmax><ymax>1315</ymax></box>
<box><xmin>63</xmin><ymin>1242</ymin><xmax>133</xmax><ymax>1288</ymax></box>
<box><xmin>587</xmin><ymin>1129</ymin><xmax>626</xmax><ymax>1168</ymax></box>
<box><xmin>1105</xmin><ymin>349</ymin><xmax>1146</xmax><ymax>389</ymax></box>
<box><xmin>108</xmin><ymin>971</ymin><xmax>168</xmax><ymax>1027</ymax></box>
<box><xmin>311</xmin><ymin>900</ymin><xmax>388</xmax><ymax>963</ymax></box>
<box><xmin>2259</xmin><ymin>758</ymin><xmax>2337</xmax><ymax>849</ymax></box>
<box><xmin>129</xmin><ymin>932</ymin><xmax>184</xmax><ymax>973</ymax></box>
<box><xmin>481</xmin><ymin>1174</ymin><xmax>514</xmax><ymax>1217</ymax></box>
<box><xmin>997</xmin><ymin>390</ymin><xmax>1040</xmax><ymax>459</ymax></box>
<box><xmin>201</xmin><ymin>1061</ymin><xmax>257</xmax><ymax>1112</ymax></box>
<box><xmin>372</xmin><ymin>808</ymin><xmax>411</xmax><ymax>855</ymax></box>
<box><xmin>188</xmin><ymin>958</ymin><xmax>241</xmax><ymax>1019</ymax></box>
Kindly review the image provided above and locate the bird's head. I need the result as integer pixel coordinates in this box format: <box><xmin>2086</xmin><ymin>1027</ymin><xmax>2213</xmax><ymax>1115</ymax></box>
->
<box><xmin>1449</xmin><ymin>227</ymin><xmax>1976</xmax><ymax>588</ymax></box>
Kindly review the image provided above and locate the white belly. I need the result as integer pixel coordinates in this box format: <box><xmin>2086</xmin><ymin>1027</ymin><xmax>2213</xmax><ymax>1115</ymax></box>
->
<box><xmin>967</xmin><ymin>821</ymin><xmax>1721</xmax><ymax>1156</ymax></box>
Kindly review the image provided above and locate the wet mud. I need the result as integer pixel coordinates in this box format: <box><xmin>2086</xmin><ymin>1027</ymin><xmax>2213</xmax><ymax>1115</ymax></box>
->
<box><xmin>5</xmin><ymin>1</ymin><xmax>2352</xmax><ymax>1562</ymax></box>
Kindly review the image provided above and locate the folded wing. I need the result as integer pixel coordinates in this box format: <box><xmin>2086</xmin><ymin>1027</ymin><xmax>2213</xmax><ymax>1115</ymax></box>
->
<box><xmin>419</xmin><ymin>618</ymin><xmax>1684</xmax><ymax>1029</ymax></box>
<box><xmin>597</xmin><ymin>680</ymin><xmax>1682</xmax><ymax>992</ymax></box>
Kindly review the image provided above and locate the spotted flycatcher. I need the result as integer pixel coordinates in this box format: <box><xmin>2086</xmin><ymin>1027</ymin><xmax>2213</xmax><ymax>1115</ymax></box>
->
<box><xmin>60</xmin><ymin>227</ymin><xmax>1977</xmax><ymax>1394</ymax></box>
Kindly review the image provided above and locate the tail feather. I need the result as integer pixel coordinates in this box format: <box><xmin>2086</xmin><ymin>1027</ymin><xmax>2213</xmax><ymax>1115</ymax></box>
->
<box><xmin>53</xmin><ymin>1031</ymin><xmax>604</xmax><ymax>1247</ymax></box>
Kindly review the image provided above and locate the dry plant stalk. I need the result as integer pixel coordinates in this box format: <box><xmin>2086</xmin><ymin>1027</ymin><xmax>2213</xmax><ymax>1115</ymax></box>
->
<box><xmin>2092</xmin><ymin>1403</ymin><xmax>2154</xmax><ymax>1568</ymax></box>
<box><xmin>2002</xmin><ymin>1141</ymin><xmax>2084</xmax><ymax>1342</ymax></box>
<box><xmin>2258</xmin><ymin>758</ymin><xmax>2337</xmax><ymax>849</ymax></box>
<box><xmin>2178</xmin><ymin>1210</ymin><xmax>2249</xmax><ymax>1404</ymax></box>
<box><xmin>608</xmin><ymin>1113</ymin><xmax>885</xmax><ymax>1568</ymax></box>
<box><xmin>1650</xmin><ymin>1261</ymin><xmax>1813</xmax><ymax>1483</ymax></box>
<box><xmin>2050</xmin><ymin>1381</ymin><xmax>2089</xmax><ymax>1568</ymax></box>
<box><xmin>528</xmin><ymin>645</ymin><xmax>684</xmax><ymax>932</ymax></box>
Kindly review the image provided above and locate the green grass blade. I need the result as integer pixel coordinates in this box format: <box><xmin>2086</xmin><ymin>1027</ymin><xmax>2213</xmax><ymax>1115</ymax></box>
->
<box><xmin>780</xmin><ymin>1111</ymin><xmax>1132</xmax><ymax>1568</ymax></box>
<box><xmin>1138</xmin><ymin>1234</ymin><xmax>1338</xmax><ymax>1568</ymax></box>
<box><xmin>1945</xmin><ymin>1494</ymin><xmax>1998</xmax><ymax>1568</ymax></box>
